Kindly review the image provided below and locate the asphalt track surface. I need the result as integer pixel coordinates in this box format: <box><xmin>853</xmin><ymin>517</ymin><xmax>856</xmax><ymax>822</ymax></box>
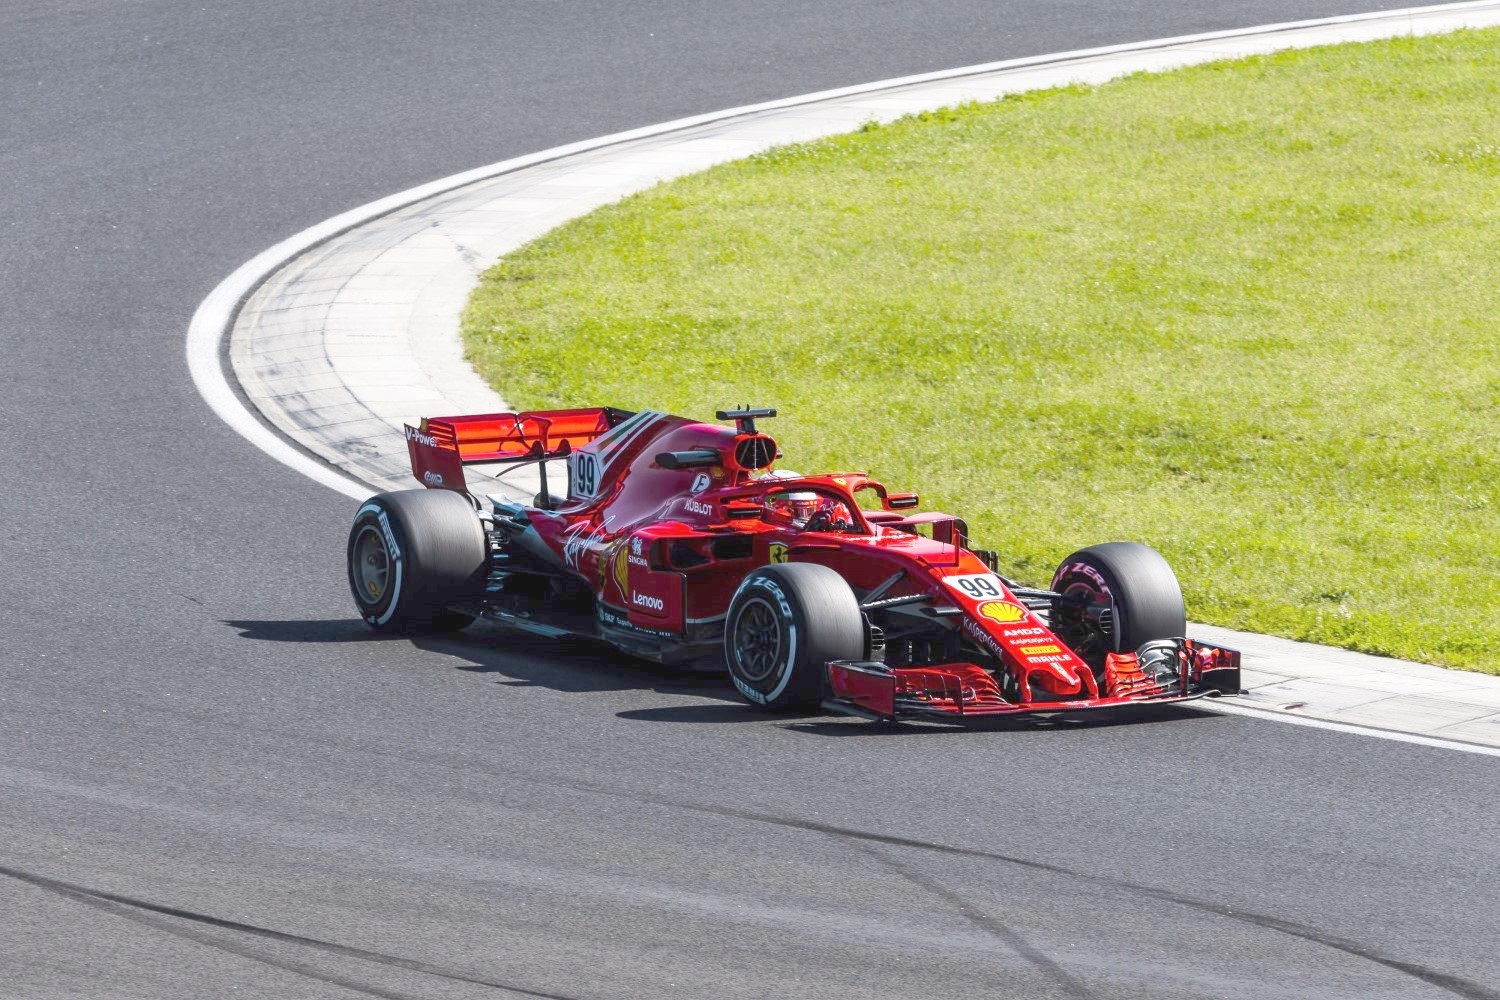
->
<box><xmin>3</xmin><ymin>2</ymin><xmax>1498</xmax><ymax>997</ymax></box>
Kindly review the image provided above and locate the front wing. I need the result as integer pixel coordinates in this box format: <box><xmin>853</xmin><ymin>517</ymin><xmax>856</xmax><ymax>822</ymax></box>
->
<box><xmin>825</xmin><ymin>639</ymin><xmax>1240</xmax><ymax>723</ymax></box>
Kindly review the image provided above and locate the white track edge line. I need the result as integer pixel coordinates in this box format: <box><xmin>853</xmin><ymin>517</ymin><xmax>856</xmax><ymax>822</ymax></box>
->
<box><xmin>188</xmin><ymin>254</ymin><xmax>375</xmax><ymax>501</ymax></box>
<box><xmin>188</xmin><ymin>1</ymin><xmax>1500</xmax><ymax>752</ymax></box>
<box><xmin>1200</xmin><ymin>700</ymin><xmax>1500</xmax><ymax>757</ymax></box>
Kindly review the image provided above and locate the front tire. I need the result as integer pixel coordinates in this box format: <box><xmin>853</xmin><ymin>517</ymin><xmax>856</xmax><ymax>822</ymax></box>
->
<box><xmin>347</xmin><ymin>490</ymin><xmax>487</xmax><ymax>632</ymax></box>
<box><xmin>1051</xmin><ymin>542</ymin><xmax>1186</xmax><ymax>662</ymax></box>
<box><xmin>724</xmin><ymin>564</ymin><xmax>864</xmax><ymax>711</ymax></box>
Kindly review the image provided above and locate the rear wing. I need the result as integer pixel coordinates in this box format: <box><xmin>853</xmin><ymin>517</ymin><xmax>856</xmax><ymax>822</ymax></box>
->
<box><xmin>405</xmin><ymin>407</ymin><xmax>633</xmax><ymax>495</ymax></box>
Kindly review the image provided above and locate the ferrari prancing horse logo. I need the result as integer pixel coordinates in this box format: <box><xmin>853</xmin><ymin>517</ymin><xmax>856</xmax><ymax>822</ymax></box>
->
<box><xmin>768</xmin><ymin>542</ymin><xmax>789</xmax><ymax>564</ymax></box>
<box><xmin>612</xmin><ymin>542</ymin><xmax>631</xmax><ymax>597</ymax></box>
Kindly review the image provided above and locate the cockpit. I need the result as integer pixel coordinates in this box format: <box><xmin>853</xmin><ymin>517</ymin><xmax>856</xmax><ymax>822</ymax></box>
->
<box><xmin>760</xmin><ymin>486</ymin><xmax>867</xmax><ymax>534</ymax></box>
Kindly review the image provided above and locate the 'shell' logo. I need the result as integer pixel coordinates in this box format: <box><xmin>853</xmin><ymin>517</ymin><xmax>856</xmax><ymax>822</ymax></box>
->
<box><xmin>978</xmin><ymin>601</ymin><xmax>1027</xmax><ymax>624</ymax></box>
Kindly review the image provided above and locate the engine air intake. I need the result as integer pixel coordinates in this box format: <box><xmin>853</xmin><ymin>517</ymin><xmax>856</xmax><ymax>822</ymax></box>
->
<box><xmin>734</xmin><ymin>435</ymin><xmax>777</xmax><ymax>470</ymax></box>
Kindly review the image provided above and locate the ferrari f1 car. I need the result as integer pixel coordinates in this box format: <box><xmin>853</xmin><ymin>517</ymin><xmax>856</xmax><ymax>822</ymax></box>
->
<box><xmin>346</xmin><ymin>406</ymin><xmax>1239</xmax><ymax>722</ymax></box>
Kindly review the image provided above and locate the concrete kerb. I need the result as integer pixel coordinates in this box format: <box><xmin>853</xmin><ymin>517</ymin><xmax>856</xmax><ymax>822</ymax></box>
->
<box><xmin>198</xmin><ymin>0</ymin><xmax>1500</xmax><ymax>750</ymax></box>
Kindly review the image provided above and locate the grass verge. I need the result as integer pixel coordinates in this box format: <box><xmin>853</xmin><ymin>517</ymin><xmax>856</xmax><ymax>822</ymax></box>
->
<box><xmin>464</xmin><ymin>29</ymin><xmax>1500</xmax><ymax>672</ymax></box>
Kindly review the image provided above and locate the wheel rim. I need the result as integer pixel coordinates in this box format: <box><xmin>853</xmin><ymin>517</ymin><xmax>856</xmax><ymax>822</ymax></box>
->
<box><xmin>352</xmin><ymin>524</ymin><xmax>392</xmax><ymax>605</ymax></box>
<box><xmin>731</xmin><ymin>597</ymin><xmax>782</xmax><ymax>683</ymax></box>
<box><xmin>1065</xmin><ymin>576</ymin><xmax>1115</xmax><ymax>640</ymax></box>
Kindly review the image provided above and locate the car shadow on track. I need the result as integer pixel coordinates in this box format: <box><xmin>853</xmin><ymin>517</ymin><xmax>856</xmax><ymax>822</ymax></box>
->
<box><xmin>222</xmin><ymin>617</ymin><xmax>742</xmax><ymax>700</ymax></box>
<box><xmin>223</xmin><ymin>620</ymin><xmax>1226</xmax><ymax>735</ymax></box>
<box><xmin>782</xmin><ymin>703</ymin><xmax>1225</xmax><ymax>738</ymax></box>
<box><xmin>614</xmin><ymin>703</ymin><xmax>804</xmax><ymax>724</ymax></box>
<box><xmin>225</xmin><ymin>617</ymin><xmax>406</xmax><ymax>644</ymax></box>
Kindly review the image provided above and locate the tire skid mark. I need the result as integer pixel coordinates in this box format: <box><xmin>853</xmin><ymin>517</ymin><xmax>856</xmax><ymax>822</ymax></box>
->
<box><xmin>569</xmin><ymin>785</ymin><xmax>1498</xmax><ymax>1000</ymax></box>
<box><xmin>856</xmin><ymin>844</ymin><xmax>1093</xmax><ymax>999</ymax></box>
<box><xmin>56</xmin><ymin>705</ymin><xmax>1492</xmax><ymax>998</ymax></box>
<box><xmin>0</xmin><ymin>864</ymin><xmax>577</xmax><ymax>1000</ymax></box>
<box><xmin>76</xmin><ymin>900</ymin><xmax>426</xmax><ymax>1000</ymax></box>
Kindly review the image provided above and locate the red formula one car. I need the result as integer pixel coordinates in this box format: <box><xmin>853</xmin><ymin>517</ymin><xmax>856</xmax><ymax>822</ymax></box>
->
<box><xmin>346</xmin><ymin>406</ymin><xmax>1239</xmax><ymax>722</ymax></box>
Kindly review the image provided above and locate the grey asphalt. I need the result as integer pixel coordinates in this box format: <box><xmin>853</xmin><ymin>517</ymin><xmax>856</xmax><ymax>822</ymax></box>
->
<box><xmin>2</xmin><ymin>2</ymin><xmax>1496</xmax><ymax>997</ymax></box>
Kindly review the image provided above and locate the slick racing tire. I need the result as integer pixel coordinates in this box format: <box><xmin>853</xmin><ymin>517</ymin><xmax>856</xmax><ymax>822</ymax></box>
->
<box><xmin>347</xmin><ymin>490</ymin><xmax>487</xmax><ymax>633</ymax></box>
<box><xmin>1051</xmin><ymin>542</ymin><xmax>1186</xmax><ymax>655</ymax></box>
<box><xmin>724</xmin><ymin>563</ymin><xmax>864</xmax><ymax>711</ymax></box>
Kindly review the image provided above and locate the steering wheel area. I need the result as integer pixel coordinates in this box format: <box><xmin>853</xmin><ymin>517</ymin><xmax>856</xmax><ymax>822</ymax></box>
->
<box><xmin>803</xmin><ymin>508</ymin><xmax>855</xmax><ymax>533</ymax></box>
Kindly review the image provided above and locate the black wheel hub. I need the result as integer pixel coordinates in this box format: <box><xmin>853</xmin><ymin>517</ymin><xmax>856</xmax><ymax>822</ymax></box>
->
<box><xmin>352</xmin><ymin>524</ymin><xmax>392</xmax><ymax>607</ymax></box>
<box><xmin>732</xmin><ymin>598</ymin><xmax>782</xmax><ymax>683</ymax></box>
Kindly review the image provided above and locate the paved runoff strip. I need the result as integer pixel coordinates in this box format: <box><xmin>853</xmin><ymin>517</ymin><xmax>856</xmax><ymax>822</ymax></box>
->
<box><xmin>196</xmin><ymin>0</ymin><xmax>1500</xmax><ymax>750</ymax></box>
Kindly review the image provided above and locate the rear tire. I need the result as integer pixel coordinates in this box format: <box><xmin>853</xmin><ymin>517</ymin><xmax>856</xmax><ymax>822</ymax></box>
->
<box><xmin>724</xmin><ymin>564</ymin><xmax>864</xmax><ymax>711</ymax></box>
<box><xmin>1051</xmin><ymin>542</ymin><xmax>1185</xmax><ymax>657</ymax></box>
<box><xmin>347</xmin><ymin>490</ymin><xmax>487</xmax><ymax>632</ymax></box>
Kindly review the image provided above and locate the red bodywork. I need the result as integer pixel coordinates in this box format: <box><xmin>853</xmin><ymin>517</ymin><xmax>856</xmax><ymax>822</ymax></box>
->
<box><xmin>405</xmin><ymin>406</ymin><xmax>1239</xmax><ymax>722</ymax></box>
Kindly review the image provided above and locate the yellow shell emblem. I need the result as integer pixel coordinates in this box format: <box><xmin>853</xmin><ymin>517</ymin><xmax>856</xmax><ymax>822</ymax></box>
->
<box><xmin>978</xmin><ymin>601</ymin><xmax>1027</xmax><ymax>624</ymax></box>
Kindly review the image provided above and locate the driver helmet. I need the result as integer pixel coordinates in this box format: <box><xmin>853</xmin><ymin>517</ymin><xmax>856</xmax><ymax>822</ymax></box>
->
<box><xmin>759</xmin><ymin>470</ymin><xmax>823</xmax><ymax>524</ymax></box>
<box><xmin>785</xmin><ymin>491</ymin><xmax>823</xmax><ymax>524</ymax></box>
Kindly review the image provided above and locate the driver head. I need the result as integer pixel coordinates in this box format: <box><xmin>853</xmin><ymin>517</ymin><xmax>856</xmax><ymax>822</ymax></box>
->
<box><xmin>786</xmin><ymin>491</ymin><xmax>821</xmax><ymax>524</ymax></box>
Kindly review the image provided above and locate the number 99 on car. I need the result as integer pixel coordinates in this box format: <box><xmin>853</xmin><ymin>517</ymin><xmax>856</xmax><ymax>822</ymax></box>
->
<box><xmin>944</xmin><ymin>573</ymin><xmax>1006</xmax><ymax>600</ymax></box>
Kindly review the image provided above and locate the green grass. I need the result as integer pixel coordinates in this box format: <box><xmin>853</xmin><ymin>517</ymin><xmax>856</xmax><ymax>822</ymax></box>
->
<box><xmin>463</xmin><ymin>29</ymin><xmax>1500</xmax><ymax>672</ymax></box>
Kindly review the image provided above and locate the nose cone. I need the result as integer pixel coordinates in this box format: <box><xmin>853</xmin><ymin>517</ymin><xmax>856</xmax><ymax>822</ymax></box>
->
<box><xmin>1027</xmin><ymin>660</ymin><xmax>1083</xmax><ymax>698</ymax></box>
